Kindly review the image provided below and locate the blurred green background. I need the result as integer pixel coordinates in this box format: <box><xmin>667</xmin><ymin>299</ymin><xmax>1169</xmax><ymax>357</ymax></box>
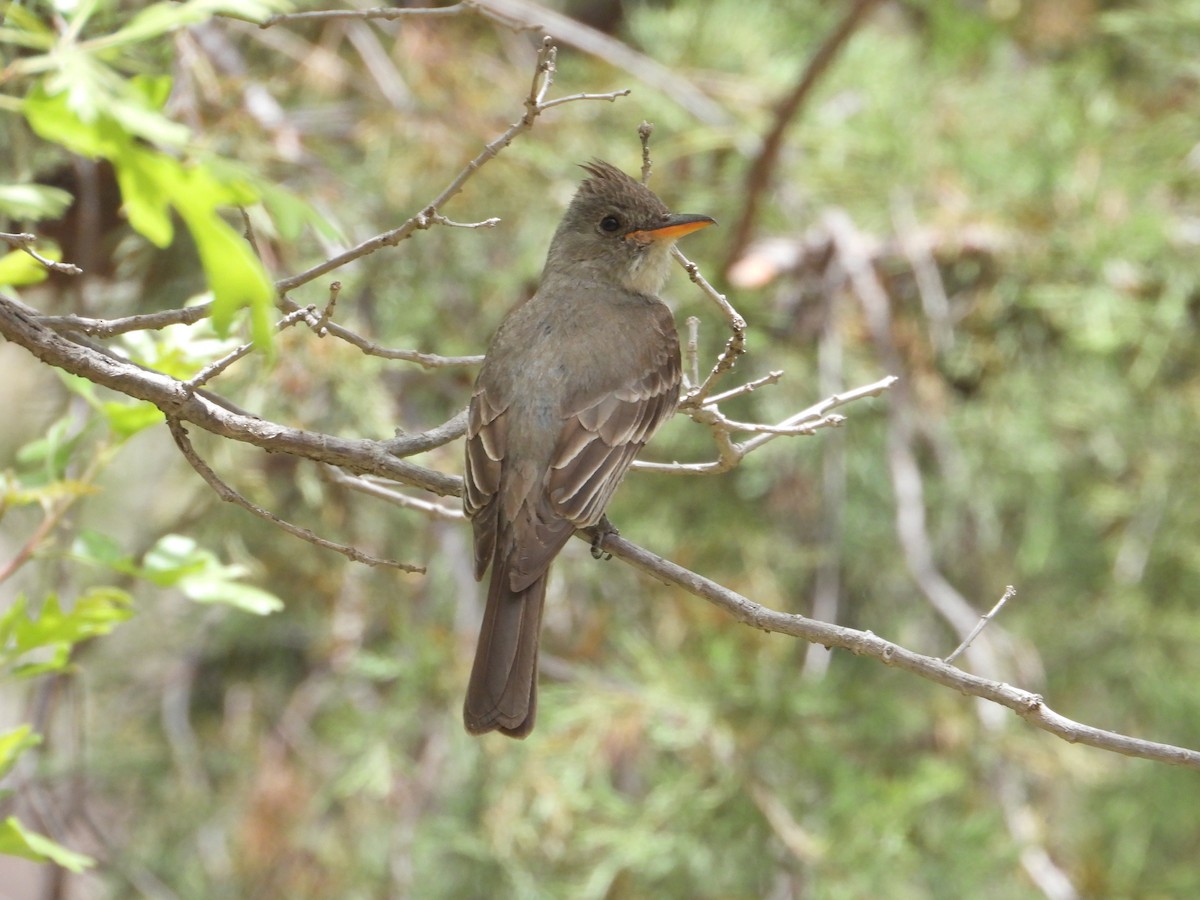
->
<box><xmin>2</xmin><ymin>0</ymin><xmax>1199</xmax><ymax>896</ymax></box>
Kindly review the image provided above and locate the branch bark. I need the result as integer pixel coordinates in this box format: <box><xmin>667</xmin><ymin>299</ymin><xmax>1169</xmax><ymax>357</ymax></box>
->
<box><xmin>3</xmin><ymin>289</ymin><xmax>1196</xmax><ymax>771</ymax></box>
<box><xmin>586</xmin><ymin>527</ymin><xmax>1200</xmax><ymax>771</ymax></box>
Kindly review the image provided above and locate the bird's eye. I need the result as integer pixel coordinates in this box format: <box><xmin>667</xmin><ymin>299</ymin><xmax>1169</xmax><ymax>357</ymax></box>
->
<box><xmin>599</xmin><ymin>214</ymin><xmax>622</xmax><ymax>233</ymax></box>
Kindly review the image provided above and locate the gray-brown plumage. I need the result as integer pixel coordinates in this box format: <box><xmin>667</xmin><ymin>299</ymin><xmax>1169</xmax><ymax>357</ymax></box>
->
<box><xmin>463</xmin><ymin>161</ymin><xmax>714</xmax><ymax>738</ymax></box>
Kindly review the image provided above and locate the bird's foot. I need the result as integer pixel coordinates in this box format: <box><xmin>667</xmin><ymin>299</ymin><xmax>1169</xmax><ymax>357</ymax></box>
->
<box><xmin>590</xmin><ymin>515</ymin><xmax>619</xmax><ymax>561</ymax></box>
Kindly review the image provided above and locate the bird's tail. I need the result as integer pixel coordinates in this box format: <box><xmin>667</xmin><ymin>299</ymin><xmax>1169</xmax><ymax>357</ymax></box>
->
<box><xmin>463</xmin><ymin>557</ymin><xmax>547</xmax><ymax>738</ymax></box>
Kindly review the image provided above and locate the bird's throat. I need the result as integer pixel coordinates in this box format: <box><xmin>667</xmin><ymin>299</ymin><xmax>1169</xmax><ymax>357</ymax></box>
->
<box><xmin>619</xmin><ymin>241</ymin><xmax>673</xmax><ymax>296</ymax></box>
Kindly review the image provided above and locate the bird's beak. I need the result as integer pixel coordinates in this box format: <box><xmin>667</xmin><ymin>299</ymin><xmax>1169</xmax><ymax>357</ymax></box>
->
<box><xmin>628</xmin><ymin>213</ymin><xmax>716</xmax><ymax>243</ymax></box>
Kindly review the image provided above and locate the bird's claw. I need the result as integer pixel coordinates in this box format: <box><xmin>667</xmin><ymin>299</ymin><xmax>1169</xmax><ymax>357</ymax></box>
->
<box><xmin>590</xmin><ymin>516</ymin><xmax>619</xmax><ymax>561</ymax></box>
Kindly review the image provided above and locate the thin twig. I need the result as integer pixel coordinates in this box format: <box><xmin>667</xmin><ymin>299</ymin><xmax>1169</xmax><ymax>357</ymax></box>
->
<box><xmin>273</xmin><ymin>38</ymin><xmax>624</xmax><ymax>294</ymax></box>
<box><xmin>167</xmin><ymin>417</ymin><xmax>423</xmax><ymax>572</ymax></box>
<box><xmin>636</xmin><ymin>375</ymin><xmax>897</xmax><ymax>475</ymax></box>
<box><xmin>700</xmin><ymin>370</ymin><xmax>784</xmax><ymax>406</ymax></box>
<box><xmin>538</xmin><ymin>89</ymin><xmax>629</xmax><ymax>110</ymax></box>
<box><xmin>312</xmin><ymin>282</ymin><xmax>340</xmax><ymax>336</ymax></box>
<box><xmin>0</xmin><ymin>231</ymin><xmax>83</xmax><ymax>275</ymax></box>
<box><xmin>480</xmin><ymin>0</ymin><xmax>730</xmax><ymax>125</ymax></box>
<box><xmin>724</xmin><ymin>0</ymin><xmax>884</xmax><ymax>271</ymax></box>
<box><xmin>238</xmin><ymin>207</ymin><xmax>262</xmax><ymax>262</ymax></box>
<box><xmin>262</xmin><ymin>1</ymin><xmax>538</xmax><ymax>32</ymax></box>
<box><xmin>946</xmin><ymin>586</ymin><xmax>1017</xmax><ymax>665</ymax></box>
<box><xmin>322</xmin><ymin>467</ymin><xmax>463</xmax><ymax>521</ymax></box>
<box><xmin>285</xmin><ymin>300</ymin><xmax>484</xmax><ymax>367</ymax></box>
<box><xmin>638</xmin><ymin>121</ymin><xmax>654</xmax><ymax>184</ymax></box>
<box><xmin>0</xmin><ymin>444</ymin><xmax>110</xmax><ymax>584</ymax></box>
<box><xmin>719</xmin><ymin>413</ymin><xmax>845</xmax><ymax>436</ymax></box>
<box><xmin>425</xmin><ymin>214</ymin><xmax>502</xmax><ymax>229</ymax></box>
<box><xmin>183</xmin><ymin>306</ymin><xmax>313</xmax><ymax>391</ymax></box>
<box><xmin>675</xmin><ymin>248</ymin><xmax>747</xmax><ymax>406</ymax></box>
<box><xmin>684</xmin><ymin>316</ymin><xmax>700</xmax><ymax>389</ymax></box>
<box><xmin>36</xmin><ymin>304</ymin><xmax>215</xmax><ymax>337</ymax></box>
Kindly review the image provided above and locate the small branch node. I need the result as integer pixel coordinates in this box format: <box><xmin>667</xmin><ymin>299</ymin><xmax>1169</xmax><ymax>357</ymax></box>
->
<box><xmin>638</xmin><ymin>121</ymin><xmax>655</xmax><ymax>183</ymax></box>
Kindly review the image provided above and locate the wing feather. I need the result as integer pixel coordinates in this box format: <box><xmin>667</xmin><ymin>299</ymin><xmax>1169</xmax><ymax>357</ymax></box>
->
<box><xmin>546</xmin><ymin>310</ymin><xmax>681</xmax><ymax>528</ymax></box>
<box><xmin>464</xmin><ymin>386</ymin><xmax>507</xmax><ymax>579</ymax></box>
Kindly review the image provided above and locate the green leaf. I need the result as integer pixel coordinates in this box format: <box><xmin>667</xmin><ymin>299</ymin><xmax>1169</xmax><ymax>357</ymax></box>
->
<box><xmin>181</xmin><ymin>578</ymin><xmax>284</xmax><ymax>615</ymax></box>
<box><xmin>0</xmin><ymin>184</ymin><xmax>74</xmax><ymax>220</ymax></box>
<box><xmin>1</xmin><ymin>590</ymin><xmax>133</xmax><ymax>676</ymax></box>
<box><xmin>70</xmin><ymin>530</ymin><xmax>127</xmax><ymax>569</ymax></box>
<box><xmin>112</xmin><ymin>144</ymin><xmax>177</xmax><ymax>247</ymax></box>
<box><xmin>99</xmin><ymin>1</ymin><xmax>218</xmax><ymax>48</ymax></box>
<box><xmin>186</xmin><ymin>212</ymin><xmax>274</xmax><ymax>343</ymax></box>
<box><xmin>0</xmin><ymin>6</ymin><xmax>56</xmax><ymax>51</ymax></box>
<box><xmin>130</xmin><ymin>73</ymin><xmax>174</xmax><ymax>111</ymax></box>
<box><xmin>108</xmin><ymin>94</ymin><xmax>190</xmax><ymax>147</ymax></box>
<box><xmin>24</xmin><ymin>87</ymin><xmax>272</xmax><ymax>338</ymax></box>
<box><xmin>9</xmin><ymin>644</ymin><xmax>71</xmax><ymax>680</ymax></box>
<box><xmin>0</xmin><ymin>817</ymin><xmax>94</xmax><ymax>872</ymax></box>
<box><xmin>137</xmin><ymin>533</ymin><xmax>211</xmax><ymax>586</ymax></box>
<box><xmin>14</xmin><ymin>415</ymin><xmax>82</xmax><ymax>480</ymax></box>
<box><xmin>136</xmin><ymin>534</ymin><xmax>283</xmax><ymax>613</ymax></box>
<box><xmin>99</xmin><ymin>399</ymin><xmax>165</xmax><ymax>439</ymax></box>
<box><xmin>135</xmin><ymin>535</ymin><xmax>283</xmax><ymax>613</ymax></box>
<box><xmin>23</xmin><ymin>82</ymin><xmax>127</xmax><ymax>158</ymax></box>
<box><xmin>255</xmin><ymin>181</ymin><xmax>344</xmax><ymax>243</ymax></box>
<box><xmin>0</xmin><ymin>476</ymin><xmax>97</xmax><ymax>509</ymax></box>
<box><xmin>0</xmin><ymin>250</ymin><xmax>52</xmax><ymax>288</ymax></box>
<box><xmin>0</xmin><ymin>727</ymin><xmax>41</xmax><ymax>781</ymax></box>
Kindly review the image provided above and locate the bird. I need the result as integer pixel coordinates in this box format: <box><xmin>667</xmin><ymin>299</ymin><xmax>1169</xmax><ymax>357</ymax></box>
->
<box><xmin>462</xmin><ymin>160</ymin><xmax>715</xmax><ymax>738</ymax></box>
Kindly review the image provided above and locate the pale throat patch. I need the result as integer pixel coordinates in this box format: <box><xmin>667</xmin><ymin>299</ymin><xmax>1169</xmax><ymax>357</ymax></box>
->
<box><xmin>618</xmin><ymin>238</ymin><xmax>674</xmax><ymax>295</ymax></box>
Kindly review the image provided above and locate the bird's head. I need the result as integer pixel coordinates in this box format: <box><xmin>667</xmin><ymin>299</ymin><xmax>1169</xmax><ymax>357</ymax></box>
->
<box><xmin>547</xmin><ymin>160</ymin><xmax>715</xmax><ymax>296</ymax></box>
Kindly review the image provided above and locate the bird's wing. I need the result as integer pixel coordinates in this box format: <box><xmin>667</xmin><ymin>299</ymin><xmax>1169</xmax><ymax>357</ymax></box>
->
<box><xmin>466</xmin><ymin>383</ymin><xmax>579</xmax><ymax>591</ymax></box>
<box><xmin>546</xmin><ymin>316</ymin><xmax>681</xmax><ymax>528</ymax></box>
<box><xmin>464</xmin><ymin>386</ymin><xmax>506</xmax><ymax>580</ymax></box>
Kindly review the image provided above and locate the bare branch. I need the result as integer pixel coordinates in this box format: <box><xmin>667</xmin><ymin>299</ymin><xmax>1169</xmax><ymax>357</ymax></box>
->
<box><xmin>638</xmin><ymin>120</ymin><xmax>654</xmax><ymax>184</ymax></box>
<box><xmin>322</xmin><ymin>467</ymin><xmax>464</xmax><ymax>522</ymax></box>
<box><xmin>538</xmin><ymin>89</ymin><xmax>630</xmax><ymax>110</ymax></box>
<box><xmin>737</xmin><ymin>376</ymin><xmax>897</xmax><ymax>454</ymax></box>
<box><xmin>480</xmin><ymin>0</ymin><xmax>731</xmax><ymax>125</ymax></box>
<box><xmin>4</xmin><ymin>288</ymin><xmax>1194</xmax><ymax>770</ymax></box>
<box><xmin>312</xmin><ymin>282</ymin><xmax>340</xmax><ymax>336</ymax></box>
<box><xmin>0</xmin><ymin>231</ymin><xmax>83</xmax><ymax>275</ymax></box>
<box><xmin>674</xmin><ymin>249</ymin><xmax>747</xmax><ymax>406</ymax></box>
<box><xmin>0</xmin><ymin>294</ymin><xmax>460</xmax><ymax>497</ymax></box>
<box><xmin>167</xmin><ymin>417</ymin><xmax>423</xmax><ymax>572</ymax></box>
<box><xmin>183</xmin><ymin>306</ymin><xmax>313</xmax><ymax>391</ymax></box>
<box><xmin>38</xmin><ymin>296</ymin><xmax>481</xmax><ymax>369</ymax></box>
<box><xmin>724</xmin><ymin>0</ymin><xmax>884</xmax><ymax>270</ymax></box>
<box><xmin>272</xmin><ymin>37</ymin><xmax>625</xmax><ymax>294</ymax></box>
<box><xmin>700</xmin><ymin>370</ymin><xmax>784</xmax><ymax>406</ymax></box>
<box><xmin>946</xmin><ymin>586</ymin><xmax>1018</xmax><ymax>665</ymax></box>
<box><xmin>262</xmin><ymin>2</ymin><xmax>539</xmax><ymax>32</ymax></box>
<box><xmin>581</xmin><ymin>527</ymin><xmax>1200</xmax><ymax>771</ymax></box>
<box><xmin>426</xmin><ymin>214</ymin><xmax>503</xmax><ymax>230</ymax></box>
<box><xmin>277</xmin><ymin>295</ymin><xmax>483</xmax><ymax>367</ymax></box>
<box><xmin>238</xmin><ymin>206</ymin><xmax>263</xmax><ymax>262</ymax></box>
<box><xmin>684</xmin><ymin>315</ymin><xmax>700</xmax><ymax>389</ymax></box>
<box><xmin>382</xmin><ymin>408</ymin><xmax>469</xmax><ymax>456</ymax></box>
<box><xmin>36</xmin><ymin>303</ymin><xmax>215</xmax><ymax>337</ymax></box>
<box><xmin>637</xmin><ymin>375</ymin><xmax>897</xmax><ymax>475</ymax></box>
